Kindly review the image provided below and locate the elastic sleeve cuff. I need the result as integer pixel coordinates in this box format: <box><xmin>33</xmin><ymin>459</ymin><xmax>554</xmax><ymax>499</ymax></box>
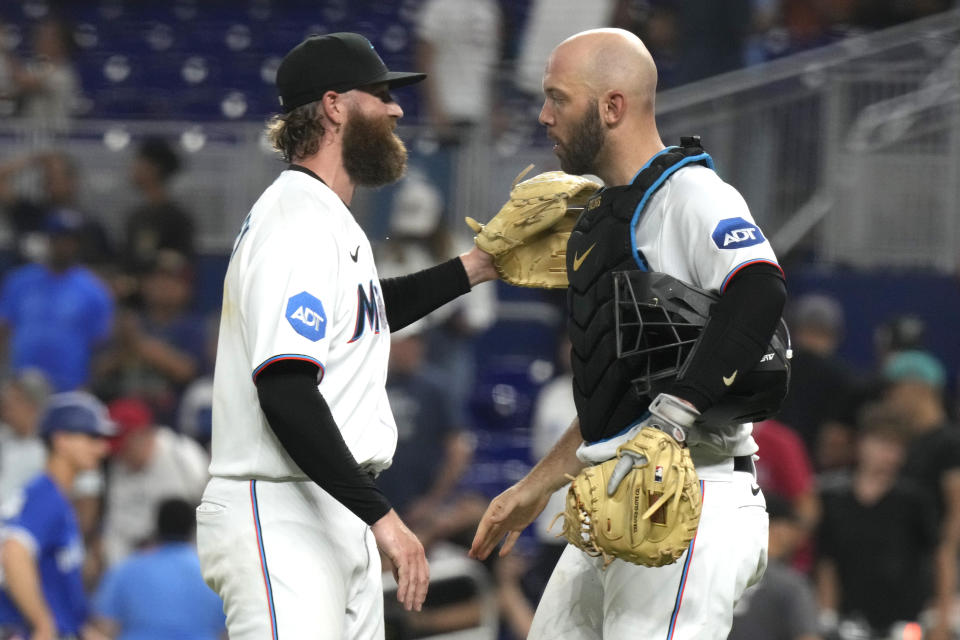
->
<box><xmin>1</xmin><ymin>526</ymin><xmax>38</xmax><ymax>557</ymax></box>
<box><xmin>252</xmin><ymin>355</ymin><xmax>325</xmax><ymax>384</ymax></box>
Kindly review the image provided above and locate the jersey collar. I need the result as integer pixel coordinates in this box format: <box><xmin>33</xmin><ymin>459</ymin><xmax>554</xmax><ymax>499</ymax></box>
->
<box><xmin>287</xmin><ymin>164</ymin><xmax>328</xmax><ymax>186</ymax></box>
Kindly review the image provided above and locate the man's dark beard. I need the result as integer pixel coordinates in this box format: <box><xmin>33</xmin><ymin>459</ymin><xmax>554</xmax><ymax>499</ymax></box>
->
<box><xmin>342</xmin><ymin>108</ymin><xmax>408</xmax><ymax>187</ymax></box>
<box><xmin>557</xmin><ymin>100</ymin><xmax>605</xmax><ymax>175</ymax></box>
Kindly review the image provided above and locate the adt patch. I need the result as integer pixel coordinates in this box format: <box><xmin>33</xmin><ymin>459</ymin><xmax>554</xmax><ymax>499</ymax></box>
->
<box><xmin>712</xmin><ymin>217</ymin><xmax>766</xmax><ymax>250</ymax></box>
<box><xmin>286</xmin><ymin>291</ymin><xmax>326</xmax><ymax>341</ymax></box>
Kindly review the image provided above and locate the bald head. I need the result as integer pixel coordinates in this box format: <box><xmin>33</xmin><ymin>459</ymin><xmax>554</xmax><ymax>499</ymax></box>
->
<box><xmin>546</xmin><ymin>29</ymin><xmax>658</xmax><ymax>111</ymax></box>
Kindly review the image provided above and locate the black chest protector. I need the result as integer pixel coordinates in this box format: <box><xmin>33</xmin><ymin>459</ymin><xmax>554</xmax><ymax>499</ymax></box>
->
<box><xmin>566</xmin><ymin>137</ymin><xmax>714</xmax><ymax>443</ymax></box>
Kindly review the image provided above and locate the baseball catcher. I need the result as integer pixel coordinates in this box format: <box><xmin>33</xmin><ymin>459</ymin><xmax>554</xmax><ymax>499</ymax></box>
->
<box><xmin>470</xmin><ymin>30</ymin><xmax>789</xmax><ymax>640</ymax></box>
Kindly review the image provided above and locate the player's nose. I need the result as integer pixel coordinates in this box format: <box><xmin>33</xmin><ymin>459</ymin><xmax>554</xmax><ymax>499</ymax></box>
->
<box><xmin>387</xmin><ymin>101</ymin><xmax>403</xmax><ymax>119</ymax></box>
<box><xmin>538</xmin><ymin>101</ymin><xmax>553</xmax><ymax>126</ymax></box>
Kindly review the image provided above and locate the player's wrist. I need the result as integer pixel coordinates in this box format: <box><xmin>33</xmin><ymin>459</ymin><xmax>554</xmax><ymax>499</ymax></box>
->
<box><xmin>459</xmin><ymin>246</ymin><xmax>497</xmax><ymax>287</ymax></box>
<box><xmin>645</xmin><ymin>393</ymin><xmax>700</xmax><ymax>444</ymax></box>
<box><xmin>371</xmin><ymin>507</ymin><xmax>399</xmax><ymax>530</ymax></box>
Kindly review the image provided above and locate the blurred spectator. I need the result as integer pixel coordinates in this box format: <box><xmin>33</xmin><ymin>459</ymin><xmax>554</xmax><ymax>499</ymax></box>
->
<box><xmin>177</xmin><ymin>313</ymin><xmax>219</xmax><ymax>449</ymax></box>
<box><xmin>1</xmin><ymin>17</ymin><xmax>79</xmax><ymax>132</ymax></box>
<box><xmin>378</xmin><ymin>170</ymin><xmax>496</xmax><ymax>425</ymax></box>
<box><xmin>527</xmin><ymin>333</ymin><xmax>575</xmax><ymax>598</ymax></box>
<box><xmin>378</xmin><ymin>324</ymin><xmax>474</xmax><ymax>537</ymax></box>
<box><xmin>612</xmin><ymin>2</ymin><xmax>681</xmax><ymax>89</ymax></box>
<box><xmin>178</xmin><ymin>376</ymin><xmax>213</xmax><ymax>449</ymax></box>
<box><xmin>100</xmin><ymin>398</ymin><xmax>208</xmax><ymax>567</ymax></box>
<box><xmin>378</xmin><ymin>325</ymin><xmax>486</xmax><ymax>637</ymax></box>
<box><xmin>0</xmin><ymin>208</ymin><xmax>114</xmax><ymax>391</ymax></box>
<box><xmin>816</xmin><ymin>405</ymin><xmax>937</xmax><ymax>636</ymax></box>
<box><xmin>93</xmin><ymin>251</ymin><xmax>208</xmax><ymax>425</ymax></box>
<box><xmin>93</xmin><ymin>498</ymin><xmax>225</xmax><ymax>640</ymax></box>
<box><xmin>0</xmin><ymin>391</ymin><xmax>113</xmax><ymax>640</ymax></box>
<box><xmin>883</xmin><ymin>350</ymin><xmax>960</xmax><ymax>640</ymax></box>
<box><xmin>416</xmin><ymin>0</ymin><xmax>502</xmax><ymax>145</ymax></box>
<box><xmin>122</xmin><ymin>137</ymin><xmax>196</xmax><ymax>276</ymax></box>
<box><xmin>0</xmin><ymin>151</ymin><xmax>114</xmax><ymax>267</ymax></box>
<box><xmin>752</xmin><ymin>419</ymin><xmax>819</xmax><ymax>534</ymax></box>
<box><xmin>853</xmin><ymin>0</ymin><xmax>952</xmax><ymax>29</ymax></box>
<box><xmin>752</xmin><ymin>418</ymin><xmax>819</xmax><ymax>573</ymax></box>
<box><xmin>675</xmin><ymin>0</ymin><xmax>752</xmax><ymax>84</ymax></box>
<box><xmin>729</xmin><ymin>495</ymin><xmax>821</xmax><ymax>640</ymax></box>
<box><xmin>513</xmin><ymin>0</ymin><xmax>616</xmax><ymax>97</ymax></box>
<box><xmin>776</xmin><ymin>293</ymin><xmax>862</xmax><ymax>469</ymax></box>
<box><xmin>0</xmin><ymin>370</ymin><xmax>52</xmax><ymax>504</ymax></box>
<box><xmin>874</xmin><ymin>314</ymin><xmax>927</xmax><ymax>367</ymax></box>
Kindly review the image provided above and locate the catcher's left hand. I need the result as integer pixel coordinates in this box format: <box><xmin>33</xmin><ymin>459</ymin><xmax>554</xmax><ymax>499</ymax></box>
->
<box><xmin>466</xmin><ymin>166</ymin><xmax>601</xmax><ymax>289</ymax></box>
<box><xmin>561</xmin><ymin>396</ymin><xmax>703</xmax><ymax>568</ymax></box>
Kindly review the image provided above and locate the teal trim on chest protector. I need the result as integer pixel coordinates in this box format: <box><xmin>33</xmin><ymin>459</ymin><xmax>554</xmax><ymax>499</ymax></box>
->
<box><xmin>629</xmin><ymin>151</ymin><xmax>716</xmax><ymax>271</ymax></box>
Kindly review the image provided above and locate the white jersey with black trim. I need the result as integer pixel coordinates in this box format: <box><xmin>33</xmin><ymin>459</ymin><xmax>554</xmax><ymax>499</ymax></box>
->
<box><xmin>634</xmin><ymin>161</ymin><xmax>781</xmax><ymax>462</ymax></box>
<box><xmin>208</xmin><ymin>169</ymin><xmax>396</xmax><ymax>480</ymax></box>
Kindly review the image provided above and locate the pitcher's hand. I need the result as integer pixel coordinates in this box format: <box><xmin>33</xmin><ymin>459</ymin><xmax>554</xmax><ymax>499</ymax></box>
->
<box><xmin>372</xmin><ymin>509</ymin><xmax>429</xmax><ymax>611</ymax></box>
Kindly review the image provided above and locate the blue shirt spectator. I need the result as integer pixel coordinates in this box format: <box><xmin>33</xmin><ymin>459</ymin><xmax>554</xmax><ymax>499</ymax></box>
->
<box><xmin>92</xmin><ymin>250</ymin><xmax>206</xmax><ymax>425</ymax></box>
<box><xmin>94</xmin><ymin>498</ymin><xmax>225</xmax><ymax>640</ymax></box>
<box><xmin>0</xmin><ymin>213</ymin><xmax>114</xmax><ymax>391</ymax></box>
<box><xmin>0</xmin><ymin>391</ymin><xmax>114</xmax><ymax>638</ymax></box>
<box><xmin>0</xmin><ymin>475</ymin><xmax>88</xmax><ymax>636</ymax></box>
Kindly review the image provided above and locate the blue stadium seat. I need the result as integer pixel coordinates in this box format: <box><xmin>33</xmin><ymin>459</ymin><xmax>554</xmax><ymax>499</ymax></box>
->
<box><xmin>62</xmin><ymin>0</ymin><xmax>459</xmax><ymax>120</ymax></box>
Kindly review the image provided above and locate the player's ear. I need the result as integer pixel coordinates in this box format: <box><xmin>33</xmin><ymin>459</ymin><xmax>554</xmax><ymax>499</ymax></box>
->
<box><xmin>600</xmin><ymin>90</ymin><xmax>626</xmax><ymax>126</ymax></box>
<box><xmin>321</xmin><ymin>91</ymin><xmax>346</xmax><ymax>128</ymax></box>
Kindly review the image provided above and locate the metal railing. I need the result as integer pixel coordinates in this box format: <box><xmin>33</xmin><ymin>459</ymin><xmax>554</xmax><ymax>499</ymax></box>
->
<box><xmin>653</xmin><ymin>9</ymin><xmax>960</xmax><ymax>270</ymax></box>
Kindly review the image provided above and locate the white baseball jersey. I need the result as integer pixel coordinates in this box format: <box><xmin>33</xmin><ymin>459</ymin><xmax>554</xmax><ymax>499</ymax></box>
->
<box><xmin>636</xmin><ymin>157</ymin><xmax>780</xmax><ymax>463</ymax></box>
<box><xmin>208</xmin><ymin>168</ymin><xmax>396</xmax><ymax>480</ymax></box>
<box><xmin>552</xmin><ymin>150</ymin><xmax>775</xmax><ymax>640</ymax></box>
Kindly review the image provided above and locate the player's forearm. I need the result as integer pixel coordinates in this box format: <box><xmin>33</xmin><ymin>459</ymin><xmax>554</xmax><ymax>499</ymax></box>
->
<box><xmin>667</xmin><ymin>262</ymin><xmax>785</xmax><ymax>412</ymax></box>
<box><xmin>524</xmin><ymin>418</ymin><xmax>586</xmax><ymax>494</ymax></box>
<box><xmin>0</xmin><ymin>539</ymin><xmax>56</xmax><ymax>633</ymax></box>
<box><xmin>379</xmin><ymin>257</ymin><xmax>472</xmax><ymax>331</ymax></box>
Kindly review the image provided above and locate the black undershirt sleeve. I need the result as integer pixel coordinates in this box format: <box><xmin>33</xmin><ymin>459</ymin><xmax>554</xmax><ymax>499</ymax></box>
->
<box><xmin>666</xmin><ymin>262</ymin><xmax>786</xmax><ymax>413</ymax></box>
<box><xmin>380</xmin><ymin>257</ymin><xmax>471</xmax><ymax>332</ymax></box>
<box><xmin>255</xmin><ymin>359</ymin><xmax>392</xmax><ymax>525</ymax></box>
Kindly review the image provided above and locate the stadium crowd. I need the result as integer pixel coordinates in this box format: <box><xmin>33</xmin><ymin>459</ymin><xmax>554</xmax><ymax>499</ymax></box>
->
<box><xmin>0</xmin><ymin>1</ymin><xmax>957</xmax><ymax>639</ymax></box>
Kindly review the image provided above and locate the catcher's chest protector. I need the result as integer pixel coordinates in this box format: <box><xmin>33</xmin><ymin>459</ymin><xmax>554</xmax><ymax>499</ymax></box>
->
<box><xmin>566</xmin><ymin>138</ymin><xmax>713</xmax><ymax>443</ymax></box>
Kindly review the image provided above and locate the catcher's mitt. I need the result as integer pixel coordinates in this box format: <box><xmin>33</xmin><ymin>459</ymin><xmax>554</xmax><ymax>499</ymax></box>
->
<box><xmin>560</xmin><ymin>427</ymin><xmax>702</xmax><ymax>568</ymax></box>
<box><xmin>466</xmin><ymin>166</ymin><xmax>601</xmax><ymax>288</ymax></box>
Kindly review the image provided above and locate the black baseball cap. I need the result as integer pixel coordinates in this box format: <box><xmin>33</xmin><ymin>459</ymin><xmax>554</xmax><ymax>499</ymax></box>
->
<box><xmin>276</xmin><ymin>32</ymin><xmax>426</xmax><ymax>113</ymax></box>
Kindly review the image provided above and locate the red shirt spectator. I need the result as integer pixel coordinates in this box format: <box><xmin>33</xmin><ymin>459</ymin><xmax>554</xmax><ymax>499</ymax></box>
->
<box><xmin>754</xmin><ymin>419</ymin><xmax>820</xmax><ymax>572</ymax></box>
<box><xmin>754</xmin><ymin>419</ymin><xmax>814</xmax><ymax>499</ymax></box>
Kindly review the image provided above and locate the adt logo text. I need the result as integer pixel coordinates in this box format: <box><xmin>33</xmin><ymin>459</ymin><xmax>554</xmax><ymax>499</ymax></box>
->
<box><xmin>286</xmin><ymin>291</ymin><xmax>327</xmax><ymax>341</ymax></box>
<box><xmin>712</xmin><ymin>217</ymin><xmax>766</xmax><ymax>250</ymax></box>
